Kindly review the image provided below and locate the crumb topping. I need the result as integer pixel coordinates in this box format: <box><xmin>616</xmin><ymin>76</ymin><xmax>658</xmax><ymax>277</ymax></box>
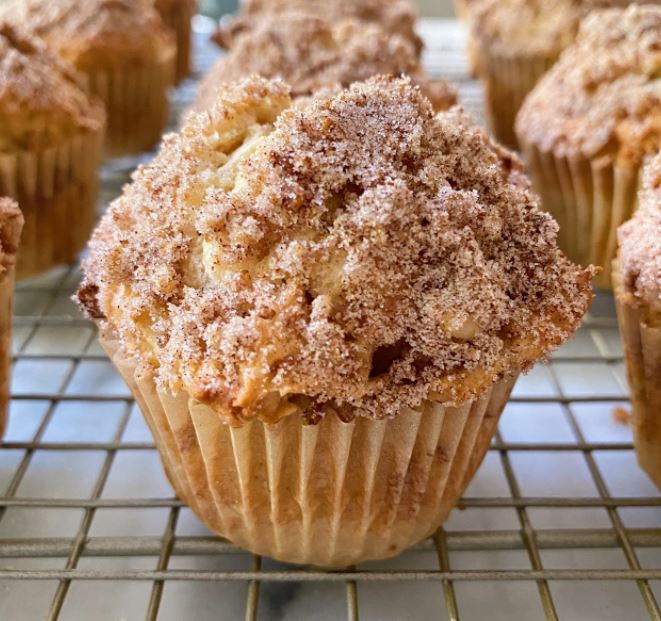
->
<box><xmin>1</xmin><ymin>0</ymin><xmax>174</xmax><ymax>72</ymax></box>
<box><xmin>0</xmin><ymin>24</ymin><xmax>105</xmax><ymax>151</ymax></box>
<box><xmin>516</xmin><ymin>5</ymin><xmax>661</xmax><ymax>166</ymax></box>
<box><xmin>195</xmin><ymin>13</ymin><xmax>456</xmax><ymax>113</ymax></box>
<box><xmin>618</xmin><ymin>153</ymin><xmax>661</xmax><ymax>315</ymax></box>
<box><xmin>79</xmin><ymin>76</ymin><xmax>594</xmax><ymax>425</ymax></box>
<box><xmin>0</xmin><ymin>197</ymin><xmax>23</xmax><ymax>275</ymax></box>
<box><xmin>213</xmin><ymin>0</ymin><xmax>423</xmax><ymax>55</ymax></box>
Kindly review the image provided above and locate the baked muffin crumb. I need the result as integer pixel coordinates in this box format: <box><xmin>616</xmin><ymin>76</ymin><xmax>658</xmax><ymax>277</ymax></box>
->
<box><xmin>79</xmin><ymin>76</ymin><xmax>594</xmax><ymax>424</ymax></box>
<box><xmin>0</xmin><ymin>198</ymin><xmax>23</xmax><ymax>274</ymax></box>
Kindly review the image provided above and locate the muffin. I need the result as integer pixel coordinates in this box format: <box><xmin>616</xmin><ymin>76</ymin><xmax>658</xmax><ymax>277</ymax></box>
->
<box><xmin>516</xmin><ymin>5</ymin><xmax>661</xmax><ymax>289</ymax></box>
<box><xmin>213</xmin><ymin>0</ymin><xmax>423</xmax><ymax>55</ymax></box>
<box><xmin>154</xmin><ymin>0</ymin><xmax>197</xmax><ymax>83</ymax></box>
<box><xmin>2</xmin><ymin>0</ymin><xmax>176</xmax><ymax>156</ymax></box>
<box><xmin>0</xmin><ymin>199</ymin><xmax>22</xmax><ymax>442</ymax></box>
<box><xmin>614</xmin><ymin>153</ymin><xmax>661</xmax><ymax>490</ymax></box>
<box><xmin>194</xmin><ymin>13</ymin><xmax>456</xmax><ymax>114</ymax></box>
<box><xmin>0</xmin><ymin>25</ymin><xmax>105</xmax><ymax>279</ymax></box>
<box><xmin>77</xmin><ymin>76</ymin><xmax>594</xmax><ymax>567</ymax></box>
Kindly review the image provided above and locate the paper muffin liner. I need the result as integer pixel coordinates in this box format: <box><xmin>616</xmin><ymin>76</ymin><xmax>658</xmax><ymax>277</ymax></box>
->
<box><xmin>88</xmin><ymin>50</ymin><xmax>175</xmax><ymax>157</ymax></box>
<box><xmin>0</xmin><ymin>130</ymin><xmax>103</xmax><ymax>280</ymax></box>
<box><xmin>100</xmin><ymin>334</ymin><xmax>517</xmax><ymax>567</ymax></box>
<box><xmin>158</xmin><ymin>2</ymin><xmax>195</xmax><ymax>83</ymax></box>
<box><xmin>613</xmin><ymin>263</ymin><xmax>661</xmax><ymax>490</ymax></box>
<box><xmin>0</xmin><ymin>261</ymin><xmax>16</xmax><ymax>442</ymax></box>
<box><xmin>479</xmin><ymin>49</ymin><xmax>555</xmax><ymax>148</ymax></box>
<box><xmin>518</xmin><ymin>140</ymin><xmax>640</xmax><ymax>289</ymax></box>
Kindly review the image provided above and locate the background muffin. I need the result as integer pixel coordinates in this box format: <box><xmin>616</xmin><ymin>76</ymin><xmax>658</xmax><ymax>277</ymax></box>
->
<box><xmin>78</xmin><ymin>75</ymin><xmax>593</xmax><ymax>567</ymax></box>
<box><xmin>2</xmin><ymin>0</ymin><xmax>176</xmax><ymax>156</ymax></box>
<box><xmin>194</xmin><ymin>12</ymin><xmax>456</xmax><ymax>113</ymax></box>
<box><xmin>614</xmin><ymin>153</ymin><xmax>661</xmax><ymax>490</ymax></box>
<box><xmin>516</xmin><ymin>5</ymin><xmax>661</xmax><ymax>288</ymax></box>
<box><xmin>153</xmin><ymin>0</ymin><xmax>197</xmax><ymax>83</ymax></box>
<box><xmin>471</xmin><ymin>0</ymin><xmax>656</xmax><ymax>147</ymax></box>
<box><xmin>0</xmin><ymin>24</ymin><xmax>105</xmax><ymax>278</ymax></box>
<box><xmin>0</xmin><ymin>198</ymin><xmax>22</xmax><ymax>442</ymax></box>
<box><xmin>212</xmin><ymin>0</ymin><xmax>423</xmax><ymax>55</ymax></box>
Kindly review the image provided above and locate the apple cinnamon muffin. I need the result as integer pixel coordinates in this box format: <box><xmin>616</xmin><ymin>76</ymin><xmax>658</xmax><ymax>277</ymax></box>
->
<box><xmin>0</xmin><ymin>198</ymin><xmax>23</xmax><ymax>442</ymax></box>
<box><xmin>614</xmin><ymin>153</ymin><xmax>661</xmax><ymax>490</ymax></box>
<box><xmin>213</xmin><ymin>0</ymin><xmax>422</xmax><ymax>55</ymax></box>
<box><xmin>2</xmin><ymin>0</ymin><xmax>176</xmax><ymax>156</ymax></box>
<box><xmin>78</xmin><ymin>76</ymin><xmax>594</xmax><ymax>567</ymax></box>
<box><xmin>194</xmin><ymin>13</ymin><xmax>456</xmax><ymax>114</ymax></box>
<box><xmin>0</xmin><ymin>24</ymin><xmax>105</xmax><ymax>278</ymax></box>
<box><xmin>516</xmin><ymin>4</ymin><xmax>661</xmax><ymax>288</ymax></box>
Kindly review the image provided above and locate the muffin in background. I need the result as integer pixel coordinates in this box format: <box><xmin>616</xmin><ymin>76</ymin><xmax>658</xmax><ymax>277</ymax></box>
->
<box><xmin>614</xmin><ymin>153</ymin><xmax>661</xmax><ymax>490</ymax></box>
<box><xmin>77</xmin><ymin>75</ymin><xmax>594</xmax><ymax>567</ymax></box>
<box><xmin>0</xmin><ymin>198</ymin><xmax>23</xmax><ymax>442</ymax></box>
<box><xmin>0</xmin><ymin>24</ymin><xmax>104</xmax><ymax>279</ymax></box>
<box><xmin>516</xmin><ymin>5</ymin><xmax>661</xmax><ymax>288</ymax></box>
<box><xmin>194</xmin><ymin>13</ymin><xmax>456</xmax><ymax>114</ymax></box>
<box><xmin>154</xmin><ymin>0</ymin><xmax>197</xmax><ymax>83</ymax></box>
<box><xmin>2</xmin><ymin>0</ymin><xmax>176</xmax><ymax>156</ymax></box>
<box><xmin>212</xmin><ymin>0</ymin><xmax>423</xmax><ymax>55</ymax></box>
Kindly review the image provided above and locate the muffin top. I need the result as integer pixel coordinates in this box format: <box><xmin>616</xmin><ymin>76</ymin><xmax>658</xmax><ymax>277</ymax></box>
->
<box><xmin>473</xmin><ymin>0</ymin><xmax>655</xmax><ymax>57</ymax></box>
<box><xmin>153</xmin><ymin>0</ymin><xmax>197</xmax><ymax>12</ymax></box>
<box><xmin>516</xmin><ymin>5</ymin><xmax>661</xmax><ymax>166</ymax></box>
<box><xmin>618</xmin><ymin>153</ymin><xmax>661</xmax><ymax>319</ymax></box>
<box><xmin>1</xmin><ymin>0</ymin><xmax>175</xmax><ymax>73</ymax></box>
<box><xmin>195</xmin><ymin>13</ymin><xmax>456</xmax><ymax>113</ymax></box>
<box><xmin>0</xmin><ymin>198</ymin><xmax>23</xmax><ymax>275</ymax></box>
<box><xmin>213</xmin><ymin>0</ymin><xmax>422</xmax><ymax>54</ymax></box>
<box><xmin>78</xmin><ymin>76</ymin><xmax>593</xmax><ymax>425</ymax></box>
<box><xmin>0</xmin><ymin>24</ymin><xmax>105</xmax><ymax>151</ymax></box>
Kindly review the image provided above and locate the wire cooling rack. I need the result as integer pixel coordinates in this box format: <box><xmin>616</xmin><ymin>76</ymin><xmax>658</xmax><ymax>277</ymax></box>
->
<box><xmin>0</xmin><ymin>18</ymin><xmax>660</xmax><ymax>621</ymax></box>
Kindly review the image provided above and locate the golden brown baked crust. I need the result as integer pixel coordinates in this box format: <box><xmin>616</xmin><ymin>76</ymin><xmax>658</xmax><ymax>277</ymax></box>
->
<box><xmin>1</xmin><ymin>0</ymin><xmax>175</xmax><ymax>73</ymax></box>
<box><xmin>213</xmin><ymin>0</ymin><xmax>423</xmax><ymax>55</ymax></box>
<box><xmin>0</xmin><ymin>24</ymin><xmax>105</xmax><ymax>151</ymax></box>
<box><xmin>0</xmin><ymin>198</ymin><xmax>23</xmax><ymax>275</ymax></box>
<box><xmin>618</xmin><ymin>153</ymin><xmax>661</xmax><ymax>321</ymax></box>
<box><xmin>78</xmin><ymin>76</ymin><xmax>594</xmax><ymax>425</ymax></box>
<box><xmin>516</xmin><ymin>5</ymin><xmax>661</xmax><ymax>167</ymax></box>
<box><xmin>195</xmin><ymin>13</ymin><xmax>456</xmax><ymax>113</ymax></box>
<box><xmin>154</xmin><ymin>0</ymin><xmax>197</xmax><ymax>12</ymax></box>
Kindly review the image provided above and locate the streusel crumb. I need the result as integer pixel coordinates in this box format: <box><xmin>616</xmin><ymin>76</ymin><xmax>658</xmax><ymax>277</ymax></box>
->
<box><xmin>195</xmin><ymin>13</ymin><xmax>456</xmax><ymax>113</ymax></box>
<box><xmin>79</xmin><ymin>76</ymin><xmax>594</xmax><ymax>425</ymax></box>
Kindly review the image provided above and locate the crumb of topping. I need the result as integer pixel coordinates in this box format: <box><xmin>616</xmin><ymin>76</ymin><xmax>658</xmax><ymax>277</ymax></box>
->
<box><xmin>78</xmin><ymin>75</ymin><xmax>594</xmax><ymax>425</ymax></box>
<box><xmin>195</xmin><ymin>13</ymin><xmax>456</xmax><ymax>113</ymax></box>
<box><xmin>0</xmin><ymin>24</ymin><xmax>105</xmax><ymax>151</ymax></box>
<box><xmin>213</xmin><ymin>0</ymin><xmax>422</xmax><ymax>54</ymax></box>
<box><xmin>0</xmin><ymin>197</ymin><xmax>23</xmax><ymax>274</ymax></box>
<box><xmin>612</xmin><ymin>406</ymin><xmax>632</xmax><ymax>426</ymax></box>
<box><xmin>1</xmin><ymin>0</ymin><xmax>174</xmax><ymax>73</ymax></box>
<box><xmin>516</xmin><ymin>5</ymin><xmax>661</xmax><ymax>166</ymax></box>
<box><xmin>618</xmin><ymin>152</ymin><xmax>661</xmax><ymax>318</ymax></box>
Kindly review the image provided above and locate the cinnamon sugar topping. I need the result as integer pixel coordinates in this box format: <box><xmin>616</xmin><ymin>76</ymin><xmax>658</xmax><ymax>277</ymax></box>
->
<box><xmin>618</xmin><ymin>153</ymin><xmax>661</xmax><ymax>314</ymax></box>
<box><xmin>0</xmin><ymin>24</ymin><xmax>105</xmax><ymax>150</ymax></box>
<box><xmin>0</xmin><ymin>198</ymin><xmax>23</xmax><ymax>275</ymax></box>
<box><xmin>195</xmin><ymin>13</ymin><xmax>456</xmax><ymax>113</ymax></box>
<box><xmin>79</xmin><ymin>76</ymin><xmax>594</xmax><ymax>425</ymax></box>
<box><xmin>214</xmin><ymin>0</ymin><xmax>422</xmax><ymax>54</ymax></box>
<box><xmin>516</xmin><ymin>5</ymin><xmax>661</xmax><ymax>166</ymax></box>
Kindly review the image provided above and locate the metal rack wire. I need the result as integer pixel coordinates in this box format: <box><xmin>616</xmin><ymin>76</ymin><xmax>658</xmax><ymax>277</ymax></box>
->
<box><xmin>0</xmin><ymin>19</ymin><xmax>659</xmax><ymax>621</ymax></box>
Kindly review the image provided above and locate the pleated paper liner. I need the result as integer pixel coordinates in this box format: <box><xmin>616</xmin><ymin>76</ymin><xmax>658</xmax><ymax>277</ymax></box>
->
<box><xmin>518</xmin><ymin>140</ymin><xmax>641</xmax><ymax>289</ymax></box>
<box><xmin>613</xmin><ymin>262</ymin><xmax>661</xmax><ymax>490</ymax></box>
<box><xmin>157</xmin><ymin>1</ymin><xmax>195</xmax><ymax>83</ymax></box>
<box><xmin>101</xmin><ymin>334</ymin><xmax>518</xmax><ymax>567</ymax></box>
<box><xmin>0</xmin><ymin>261</ymin><xmax>16</xmax><ymax>441</ymax></box>
<box><xmin>479</xmin><ymin>49</ymin><xmax>555</xmax><ymax>149</ymax></box>
<box><xmin>88</xmin><ymin>48</ymin><xmax>176</xmax><ymax>157</ymax></box>
<box><xmin>0</xmin><ymin>130</ymin><xmax>103</xmax><ymax>280</ymax></box>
